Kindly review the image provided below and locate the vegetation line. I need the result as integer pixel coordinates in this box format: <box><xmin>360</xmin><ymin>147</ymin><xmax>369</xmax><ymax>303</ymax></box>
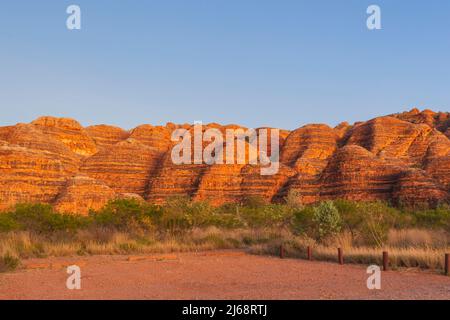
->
<box><xmin>1</xmin><ymin>193</ymin><xmax>449</xmax><ymax>273</ymax></box>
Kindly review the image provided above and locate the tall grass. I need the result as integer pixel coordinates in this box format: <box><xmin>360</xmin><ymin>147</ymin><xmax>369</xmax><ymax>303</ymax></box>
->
<box><xmin>0</xmin><ymin>228</ymin><xmax>289</xmax><ymax>266</ymax></box>
<box><xmin>250</xmin><ymin>228</ymin><xmax>450</xmax><ymax>271</ymax></box>
<box><xmin>387</xmin><ymin>229</ymin><xmax>449</xmax><ymax>248</ymax></box>
<box><xmin>1</xmin><ymin>228</ymin><xmax>448</xmax><ymax>273</ymax></box>
<box><xmin>0</xmin><ymin>197</ymin><xmax>449</xmax><ymax>273</ymax></box>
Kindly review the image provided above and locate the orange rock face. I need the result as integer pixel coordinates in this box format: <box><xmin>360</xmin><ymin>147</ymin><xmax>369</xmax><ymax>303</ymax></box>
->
<box><xmin>3</xmin><ymin>123</ymin><xmax>81</xmax><ymax>174</ymax></box>
<box><xmin>0</xmin><ymin>108</ymin><xmax>448</xmax><ymax>214</ymax></box>
<box><xmin>281</xmin><ymin>124</ymin><xmax>338</xmax><ymax>175</ymax></box>
<box><xmin>80</xmin><ymin>138</ymin><xmax>163</xmax><ymax>196</ymax></box>
<box><xmin>31</xmin><ymin>116</ymin><xmax>97</xmax><ymax>156</ymax></box>
<box><xmin>85</xmin><ymin>125</ymin><xmax>129</xmax><ymax>150</ymax></box>
<box><xmin>0</xmin><ymin>142</ymin><xmax>67</xmax><ymax>210</ymax></box>
<box><xmin>317</xmin><ymin>145</ymin><xmax>403</xmax><ymax>201</ymax></box>
<box><xmin>54</xmin><ymin>175</ymin><xmax>116</xmax><ymax>215</ymax></box>
<box><xmin>392</xmin><ymin>170</ymin><xmax>448</xmax><ymax>207</ymax></box>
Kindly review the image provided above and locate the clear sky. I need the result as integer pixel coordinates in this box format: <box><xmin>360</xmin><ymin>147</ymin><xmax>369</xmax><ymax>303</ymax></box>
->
<box><xmin>0</xmin><ymin>0</ymin><xmax>449</xmax><ymax>130</ymax></box>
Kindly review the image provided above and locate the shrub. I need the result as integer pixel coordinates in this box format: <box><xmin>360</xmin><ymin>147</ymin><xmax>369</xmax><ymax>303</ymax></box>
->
<box><xmin>91</xmin><ymin>199</ymin><xmax>160</xmax><ymax>233</ymax></box>
<box><xmin>410</xmin><ymin>206</ymin><xmax>450</xmax><ymax>231</ymax></box>
<box><xmin>187</xmin><ymin>200</ymin><xmax>217</xmax><ymax>228</ymax></box>
<box><xmin>0</xmin><ymin>214</ymin><xmax>19</xmax><ymax>232</ymax></box>
<box><xmin>313</xmin><ymin>201</ymin><xmax>341</xmax><ymax>241</ymax></box>
<box><xmin>10</xmin><ymin>204</ymin><xmax>88</xmax><ymax>234</ymax></box>
<box><xmin>333</xmin><ymin>199</ymin><xmax>362</xmax><ymax>238</ymax></box>
<box><xmin>207</xmin><ymin>213</ymin><xmax>244</xmax><ymax>229</ymax></box>
<box><xmin>158</xmin><ymin>196</ymin><xmax>219</xmax><ymax>234</ymax></box>
<box><xmin>292</xmin><ymin>206</ymin><xmax>315</xmax><ymax>236</ymax></box>
<box><xmin>242</xmin><ymin>196</ymin><xmax>267</xmax><ymax>209</ymax></box>
<box><xmin>0</xmin><ymin>253</ymin><xmax>20</xmax><ymax>272</ymax></box>
<box><xmin>356</xmin><ymin>201</ymin><xmax>401</xmax><ymax>247</ymax></box>
<box><xmin>332</xmin><ymin>200</ymin><xmax>409</xmax><ymax>246</ymax></box>
<box><xmin>240</xmin><ymin>204</ymin><xmax>292</xmax><ymax>228</ymax></box>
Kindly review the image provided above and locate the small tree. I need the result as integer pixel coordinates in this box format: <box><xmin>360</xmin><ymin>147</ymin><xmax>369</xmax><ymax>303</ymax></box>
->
<box><xmin>313</xmin><ymin>201</ymin><xmax>341</xmax><ymax>241</ymax></box>
<box><xmin>358</xmin><ymin>201</ymin><xmax>398</xmax><ymax>247</ymax></box>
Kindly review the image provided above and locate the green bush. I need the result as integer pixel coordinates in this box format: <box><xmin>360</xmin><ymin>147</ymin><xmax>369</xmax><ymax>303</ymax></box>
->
<box><xmin>10</xmin><ymin>204</ymin><xmax>88</xmax><ymax>234</ymax></box>
<box><xmin>0</xmin><ymin>214</ymin><xmax>19</xmax><ymax>232</ymax></box>
<box><xmin>90</xmin><ymin>199</ymin><xmax>161</xmax><ymax>233</ymax></box>
<box><xmin>240</xmin><ymin>204</ymin><xmax>292</xmax><ymax>228</ymax></box>
<box><xmin>313</xmin><ymin>201</ymin><xmax>342</xmax><ymax>241</ymax></box>
<box><xmin>206</xmin><ymin>213</ymin><xmax>244</xmax><ymax>229</ymax></box>
<box><xmin>242</xmin><ymin>196</ymin><xmax>267</xmax><ymax>209</ymax></box>
<box><xmin>292</xmin><ymin>206</ymin><xmax>315</xmax><ymax>236</ymax></box>
<box><xmin>159</xmin><ymin>197</ymin><xmax>247</xmax><ymax>232</ymax></box>
<box><xmin>410</xmin><ymin>205</ymin><xmax>450</xmax><ymax>231</ymax></box>
<box><xmin>159</xmin><ymin>196</ymin><xmax>197</xmax><ymax>233</ymax></box>
<box><xmin>0</xmin><ymin>198</ymin><xmax>447</xmax><ymax>248</ymax></box>
<box><xmin>208</xmin><ymin>203</ymin><xmax>245</xmax><ymax>229</ymax></box>
<box><xmin>356</xmin><ymin>201</ymin><xmax>403</xmax><ymax>247</ymax></box>
<box><xmin>331</xmin><ymin>200</ymin><xmax>412</xmax><ymax>246</ymax></box>
<box><xmin>333</xmin><ymin>199</ymin><xmax>362</xmax><ymax>236</ymax></box>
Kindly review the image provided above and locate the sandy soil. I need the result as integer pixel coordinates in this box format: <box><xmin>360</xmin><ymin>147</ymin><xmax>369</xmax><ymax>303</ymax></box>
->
<box><xmin>0</xmin><ymin>250</ymin><xmax>449</xmax><ymax>300</ymax></box>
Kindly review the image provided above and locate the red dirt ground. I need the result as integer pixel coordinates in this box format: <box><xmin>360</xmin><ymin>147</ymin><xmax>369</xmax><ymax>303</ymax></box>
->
<box><xmin>0</xmin><ymin>250</ymin><xmax>449</xmax><ymax>300</ymax></box>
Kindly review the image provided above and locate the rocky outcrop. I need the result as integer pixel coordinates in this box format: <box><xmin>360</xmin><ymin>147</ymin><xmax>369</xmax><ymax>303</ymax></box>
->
<box><xmin>392</xmin><ymin>108</ymin><xmax>450</xmax><ymax>134</ymax></box>
<box><xmin>425</xmin><ymin>155</ymin><xmax>450</xmax><ymax>190</ymax></box>
<box><xmin>85</xmin><ymin>125</ymin><xmax>129</xmax><ymax>150</ymax></box>
<box><xmin>344</xmin><ymin>116</ymin><xmax>433</xmax><ymax>165</ymax></box>
<box><xmin>54</xmin><ymin>176</ymin><xmax>116</xmax><ymax>215</ymax></box>
<box><xmin>80</xmin><ymin>138</ymin><xmax>163</xmax><ymax>196</ymax></box>
<box><xmin>392</xmin><ymin>170</ymin><xmax>448</xmax><ymax>207</ymax></box>
<box><xmin>0</xmin><ymin>109</ymin><xmax>449</xmax><ymax>214</ymax></box>
<box><xmin>146</xmin><ymin>138</ymin><xmax>210</xmax><ymax>203</ymax></box>
<box><xmin>281</xmin><ymin>124</ymin><xmax>338</xmax><ymax>175</ymax></box>
<box><xmin>241</xmin><ymin>164</ymin><xmax>297</xmax><ymax>203</ymax></box>
<box><xmin>193</xmin><ymin>164</ymin><xmax>246</xmax><ymax>205</ymax></box>
<box><xmin>0</xmin><ymin>142</ymin><xmax>67</xmax><ymax>210</ymax></box>
<box><xmin>146</xmin><ymin>123</ymin><xmax>250</xmax><ymax>204</ymax></box>
<box><xmin>31</xmin><ymin>116</ymin><xmax>97</xmax><ymax>156</ymax></box>
<box><xmin>0</xmin><ymin>126</ymin><xmax>14</xmax><ymax>141</ymax></box>
<box><xmin>317</xmin><ymin>145</ymin><xmax>403</xmax><ymax>202</ymax></box>
<box><xmin>3</xmin><ymin>123</ymin><xmax>80</xmax><ymax>174</ymax></box>
<box><xmin>128</xmin><ymin>124</ymin><xmax>173</xmax><ymax>153</ymax></box>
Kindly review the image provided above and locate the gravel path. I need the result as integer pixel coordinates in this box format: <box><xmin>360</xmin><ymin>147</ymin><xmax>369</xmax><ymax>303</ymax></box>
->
<box><xmin>0</xmin><ymin>250</ymin><xmax>449</xmax><ymax>300</ymax></box>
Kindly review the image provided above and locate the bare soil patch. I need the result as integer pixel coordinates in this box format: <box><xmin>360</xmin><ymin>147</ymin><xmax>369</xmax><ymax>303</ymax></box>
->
<box><xmin>0</xmin><ymin>250</ymin><xmax>449</xmax><ymax>300</ymax></box>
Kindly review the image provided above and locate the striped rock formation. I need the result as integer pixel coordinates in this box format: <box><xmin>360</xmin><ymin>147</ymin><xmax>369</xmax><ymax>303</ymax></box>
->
<box><xmin>0</xmin><ymin>109</ymin><xmax>448</xmax><ymax>214</ymax></box>
<box><xmin>80</xmin><ymin>138</ymin><xmax>163</xmax><ymax>196</ymax></box>
<box><xmin>54</xmin><ymin>175</ymin><xmax>116</xmax><ymax>214</ymax></box>
<box><xmin>85</xmin><ymin>125</ymin><xmax>130</xmax><ymax>151</ymax></box>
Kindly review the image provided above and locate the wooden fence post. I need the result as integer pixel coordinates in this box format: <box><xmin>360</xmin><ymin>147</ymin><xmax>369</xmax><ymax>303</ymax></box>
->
<box><xmin>338</xmin><ymin>248</ymin><xmax>344</xmax><ymax>265</ymax></box>
<box><xmin>383</xmin><ymin>251</ymin><xmax>388</xmax><ymax>271</ymax></box>
<box><xmin>445</xmin><ymin>253</ymin><xmax>449</xmax><ymax>276</ymax></box>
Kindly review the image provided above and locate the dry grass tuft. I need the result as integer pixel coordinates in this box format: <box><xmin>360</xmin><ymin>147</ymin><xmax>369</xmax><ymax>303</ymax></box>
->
<box><xmin>387</xmin><ymin>229</ymin><xmax>448</xmax><ymax>248</ymax></box>
<box><xmin>0</xmin><ymin>227</ymin><xmax>449</xmax><ymax>273</ymax></box>
<box><xmin>250</xmin><ymin>236</ymin><xmax>450</xmax><ymax>271</ymax></box>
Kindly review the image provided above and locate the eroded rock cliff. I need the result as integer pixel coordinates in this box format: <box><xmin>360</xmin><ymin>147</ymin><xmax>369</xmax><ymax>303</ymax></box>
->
<box><xmin>0</xmin><ymin>109</ymin><xmax>448</xmax><ymax>214</ymax></box>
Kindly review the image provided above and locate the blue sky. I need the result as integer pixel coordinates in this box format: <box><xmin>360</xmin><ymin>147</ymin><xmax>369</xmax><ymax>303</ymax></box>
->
<box><xmin>0</xmin><ymin>0</ymin><xmax>449</xmax><ymax>130</ymax></box>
